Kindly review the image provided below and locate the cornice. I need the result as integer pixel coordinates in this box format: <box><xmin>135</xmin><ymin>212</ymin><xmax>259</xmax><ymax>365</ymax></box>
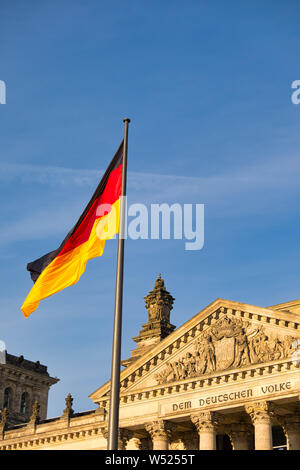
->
<box><xmin>0</xmin><ymin>363</ymin><xmax>58</xmax><ymax>386</ymax></box>
<box><xmin>0</xmin><ymin>425</ymin><xmax>106</xmax><ymax>450</ymax></box>
<box><xmin>97</xmin><ymin>358</ymin><xmax>299</xmax><ymax>408</ymax></box>
<box><xmin>0</xmin><ymin>411</ymin><xmax>106</xmax><ymax>450</ymax></box>
<box><xmin>268</xmin><ymin>299</ymin><xmax>300</xmax><ymax>313</ymax></box>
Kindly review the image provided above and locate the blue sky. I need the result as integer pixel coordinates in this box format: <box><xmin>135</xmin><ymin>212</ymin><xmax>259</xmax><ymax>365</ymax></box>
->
<box><xmin>1</xmin><ymin>0</ymin><xmax>300</xmax><ymax>418</ymax></box>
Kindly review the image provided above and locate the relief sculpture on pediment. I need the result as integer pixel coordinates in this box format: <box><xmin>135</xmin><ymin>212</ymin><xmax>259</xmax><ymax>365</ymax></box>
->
<box><xmin>155</xmin><ymin>316</ymin><xmax>299</xmax><ymax>384</ymax></box>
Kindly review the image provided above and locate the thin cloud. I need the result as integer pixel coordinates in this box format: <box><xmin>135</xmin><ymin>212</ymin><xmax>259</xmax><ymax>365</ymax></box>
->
<box><xmin>0</xmin><ymin>163</ymin><xmax>103</xmax><ymax>187</ymax></box>
<box><xmin>0</xmin><ymin>206</ymin><xmax>80</xmax><ymax>244</ymax></box>
<box><xmin>0</xmin><ymin>154</ymin><xmax>299</xmax><ymax>246</ymax></box>
<box><xmin>1</xmin><ymin>152</ymin><xmax>299</xmax><ymax>190</ymax></box>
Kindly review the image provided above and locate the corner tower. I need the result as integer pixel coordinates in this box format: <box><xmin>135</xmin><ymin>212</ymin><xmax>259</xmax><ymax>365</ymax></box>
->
<box><xmin>0</xmin><ymin>351</ymin><xmax>58</xmax><ymax>427</ymax></box>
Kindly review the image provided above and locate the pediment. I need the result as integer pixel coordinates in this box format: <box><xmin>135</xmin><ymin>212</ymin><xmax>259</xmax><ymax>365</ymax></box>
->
<box><xmin>89</xmin><ymin>298</ymin><xmax>300</xmax><ymax>404</ymax></box>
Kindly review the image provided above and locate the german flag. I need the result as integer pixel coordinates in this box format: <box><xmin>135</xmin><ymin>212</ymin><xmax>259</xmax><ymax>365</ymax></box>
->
<box><xmin>21</xmin><ymin>142</ymin><xmax>124</xmax><ymax>318</ymax></box>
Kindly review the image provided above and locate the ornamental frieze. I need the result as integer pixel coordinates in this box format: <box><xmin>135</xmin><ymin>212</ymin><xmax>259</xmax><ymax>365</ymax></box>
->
<box><xmin>155</xmin><ymin>317</ymin><xmax>299</xmax><ymax>384</ymax></box>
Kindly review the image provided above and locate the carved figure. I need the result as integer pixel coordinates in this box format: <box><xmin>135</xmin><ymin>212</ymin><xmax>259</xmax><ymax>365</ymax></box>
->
<box><xmin>155</xmin><ymin>315</ymin><xmax>299</xmax><ymax>384</ymax></box>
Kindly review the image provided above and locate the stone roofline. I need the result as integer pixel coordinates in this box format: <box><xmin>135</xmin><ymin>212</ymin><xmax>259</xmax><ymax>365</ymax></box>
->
<box><xmin>5</xmin><ymin>353</ymin><xmax>49</xmax><ymax>376</ymax></box>
<box><xmin>4</xmin><ymin>408</ymin><xmax>99</xmax><ymax>431</ymax></box>
<box><xmin>0</xmin><ymin>407</ymin><xmax>106</xmax><ymax>449</ymax></box>
<box><xmin>1</xmin><ymin>353</ymin><xmax>59</xmax><ymax>386</ymax></box>
<box><xmin>268</xmin><ymin>299</ymin><xmax>300</xmax><ymax>314</ymax></box>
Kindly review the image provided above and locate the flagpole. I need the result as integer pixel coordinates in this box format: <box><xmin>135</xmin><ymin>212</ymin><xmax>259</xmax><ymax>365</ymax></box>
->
<box><xmin>107</xmin><ymin>118</ymin><xmax>130</xmax><ymax>450</ymax></box>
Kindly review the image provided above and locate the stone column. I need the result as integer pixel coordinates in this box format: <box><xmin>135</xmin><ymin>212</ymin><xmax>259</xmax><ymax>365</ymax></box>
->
<box><xmin>228</xmin><ymin>423</ymin><xmax>252</xmax><ymax>450</ymax></box>
<box><xmin>280</xmin><ymin>414</ymin><xmax>300</xmax><ymax>450</ymax></box>
<box><xmin>145</xmin><ymin>420</ymin><xmax>175</xmax><ymax>450</ymax></box>
<box><xmin>245</xmin><ymin>401</ymin><xmax>273</xmax><ymax>450</ymax></box>
<box><xmin>191</xmin><ymin>411</ymin><xmax>218</xmax><ymax>450</ymax></box>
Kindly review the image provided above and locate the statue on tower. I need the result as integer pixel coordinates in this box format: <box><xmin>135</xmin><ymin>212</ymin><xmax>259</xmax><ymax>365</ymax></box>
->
<box><xmin>121</xmin><ymin>274</ymin><xmax>176</xmax><ymax>367</ymax></box>
<box><xmin>144</xmin><ymin>274</ymin><xmax>175</xmax><ymax>324</ymax></box>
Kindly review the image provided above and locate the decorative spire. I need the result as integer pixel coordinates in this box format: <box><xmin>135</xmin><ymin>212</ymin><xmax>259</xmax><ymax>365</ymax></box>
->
<box><xmin>0</xmin><ymin>408</ymin><xmax>7</xmax><ymax>427</ymax></box>
<box><xmin>63</xmin><ymin>393</ymin><xmax>74</xmax><ymax>418</ymax></box>
<box><xmin>121</xmin><ymin>274</ymin><xmax>176</xmax><ymax>367</ymax></box>
<box><xmin>29</xmin><ymin>400</ymin><xmax>40</xmax><ymax>425</ymax></box>
<box><xmin>0</xmin><ymin>408</ymin><xmax>7</xmax><ymax>438</ymax></box>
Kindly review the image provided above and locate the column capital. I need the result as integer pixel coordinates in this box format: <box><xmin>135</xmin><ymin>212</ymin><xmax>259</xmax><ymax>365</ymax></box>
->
<box><xmin>145</xmin><ymin>420</ymin><xmax>176</xmax><ymax>440</ymax></box>
<box><xmin>170</xmin><ymin>431</ymin><xmax>198</xmax><ymax>450</ymax></box>
<box><xmin>245</xmin><ymin>401</ymin><xmax>274</xmax><ymax>425</ymax></box>
<box><xmin>118</xmin><ymin>429</ymin><xmax>134</xmax><ymax>450</ymax></box>
<box><xmin>100</xmin><ymin>427</ymin><xmax>133</xmax><ymax>449</ymax></box>
<box><xmin>191</xmin><ymin>411</ymin><xmax>218</xmax><ymax>433</ymax></box>
<box><xmin>126</xmin><ymin>437</ymin><xmax>143</xmax><ymax>450</ymax></box>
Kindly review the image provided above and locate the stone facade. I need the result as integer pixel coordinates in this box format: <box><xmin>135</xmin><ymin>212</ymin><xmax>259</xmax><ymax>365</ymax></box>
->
<box><xmin>1</xmin><ymin>275</ymin><xmax>300</xmax><ymax>450</ymax></box>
